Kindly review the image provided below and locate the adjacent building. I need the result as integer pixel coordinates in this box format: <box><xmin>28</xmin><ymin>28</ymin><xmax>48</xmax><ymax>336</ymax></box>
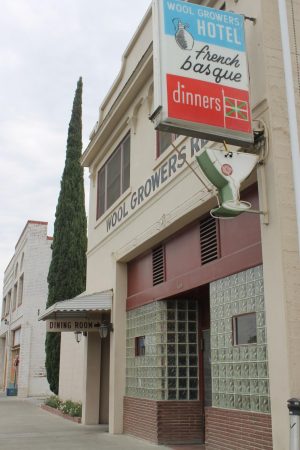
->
<box><xmin>40</xmin><ymin>0</ymin><xmax>300</xmax><ymax>449</ymax></box>
<box><xmin>0</xmin><ymin>221</ymin><xmax>52</xmax><ymax>397</ymax></box>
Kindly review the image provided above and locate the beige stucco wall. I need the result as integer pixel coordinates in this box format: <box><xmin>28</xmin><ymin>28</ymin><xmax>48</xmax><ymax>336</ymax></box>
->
<box><xmin>59</xmin><ymin>1</ymin><xmax>300</xmax><ymax>447</ymax></box>
<box><xmin>59</xmin><ymin>332</ymin><xmax>85</xmax><ymax>403</ymax></box>
<box><xmin>257</xmin><ymin>0</ymin><xmax>300</xmax><ymax>448</ymax></box>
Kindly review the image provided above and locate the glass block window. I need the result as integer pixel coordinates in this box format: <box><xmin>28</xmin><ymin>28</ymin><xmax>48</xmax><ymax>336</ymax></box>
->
<box><xmin>210</xmin><ymin>265</ymin><xmax>270</xmax><ymax>413</ymax></box>
<box><xmin>166</xmin><ymin>300</ymin><xmax>198</xmax><ymax>401</ymax></box>
<box><xmin>126</xmin><ymin>299</ymin><xmax>199</xmax><ymax>401</ymax></box>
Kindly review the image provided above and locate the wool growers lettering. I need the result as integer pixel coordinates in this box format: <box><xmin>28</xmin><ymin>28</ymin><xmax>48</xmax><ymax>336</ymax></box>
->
<box><xmin>166</xmin><ymin>2</ymin><xmax>241</xmax><ymax>28</ymax></box>
<box><xmin>106</xmin><ymin>138</ymin><xmax>207</xmax><ymax>232</ymax></box>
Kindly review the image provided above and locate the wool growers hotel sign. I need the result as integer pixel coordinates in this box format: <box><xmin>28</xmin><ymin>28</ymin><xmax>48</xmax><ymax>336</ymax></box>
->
<box><xmin>152</xmin><ymin>0</ymin><xmax>253</xmax><ymax>146</ymax></box>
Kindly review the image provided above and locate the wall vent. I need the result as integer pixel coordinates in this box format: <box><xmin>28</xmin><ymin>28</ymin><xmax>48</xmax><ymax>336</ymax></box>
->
<box><xmin>152</xmin><ymin>245</ymin><xmax>165</xmax><ymax>286</ymax></box>
<box><xmin>200</xmin><ymin>216</ymin><xmax>219</xmax><ymax>265</ymax></box>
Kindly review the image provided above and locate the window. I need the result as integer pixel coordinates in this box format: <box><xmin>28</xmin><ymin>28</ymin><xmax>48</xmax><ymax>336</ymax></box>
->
<box><xmin>157</xmin><ymin>131</ymin><xmax>178</xmax><ymax>157</ymax></box>
<box><xmin>18</xmin><ymin>275</ymin><xmax>24</xmax><ymax>307</ymax></box>
<box><xmin>135</xmin><ymin>336</ymin><xmax>145</xmax><ymax>356</ymax></box>
<box><xmin>233</xmin><ymin>313</ymin><xmax>257</xmax><ymax>345</ymax></box>
<box><xmin>13</xmin><ymin>328</ymin><xmax>21</xmax><ymax>347</ymax></box>
<box><xmin>96</xmin><ymin>133</ymin><xmax>130</xmax><ymax>219</ymax></box>
<box><xmin>1</xmin><ymin>298</ymin><xmax>6</xmax><ymax>319</ymax></box>
<box><xmin>12</xmin><ymin>283</ymin><xmax>18</xmax><ymax>311</ymax></box>
<box><xmin>5</xmin><ymin>291</ymin><xmax>11</xmax><ymax>316</ymax></box>
<box><xmin>20</xmin><ymin>253</ymin><xmax>24</xmax><ymax>271</ymax></box>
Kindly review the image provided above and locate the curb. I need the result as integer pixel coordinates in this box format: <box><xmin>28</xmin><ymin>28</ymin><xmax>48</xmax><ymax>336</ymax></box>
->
<box><xmin>41</xmin><ymin>404</ymin><xmax>81</xmax><ymax>423</ymax></box>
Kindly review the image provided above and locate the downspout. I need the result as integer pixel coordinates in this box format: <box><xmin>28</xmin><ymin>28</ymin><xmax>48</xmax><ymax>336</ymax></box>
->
<box><xmin>277</xmin><ymin>0</ymin><xmax>300</xmax><ymax>253</ymax></box>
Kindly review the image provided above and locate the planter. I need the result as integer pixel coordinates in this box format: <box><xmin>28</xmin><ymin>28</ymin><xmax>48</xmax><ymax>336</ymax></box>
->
<box><xmin>6</xmin><ymin>388</ymin><xmax>18</xmax><ymax>396</ymax></box>
<box><xmin>41</xmin><ymin>404</ymin><xmax>81</xmax><ymax>423</ymax></box>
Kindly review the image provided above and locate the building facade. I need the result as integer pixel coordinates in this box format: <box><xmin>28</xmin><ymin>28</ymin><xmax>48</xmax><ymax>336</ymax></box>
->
<box><xmin>0</xmin><ymin>221</ymin><xmax>52</xmax><ymax>397</ymax></box>
<box><xmin>56</xmin><ymin>0</ymin><xmax>300</xmax><ymax>449</ymax></box>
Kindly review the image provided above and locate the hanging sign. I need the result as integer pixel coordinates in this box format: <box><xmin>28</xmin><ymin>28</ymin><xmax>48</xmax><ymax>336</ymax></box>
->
<box><xmin>152</xmin><ymin>0</ymin><xmax>253</xmax><ymax>146</ymax></box>
<box><xmin>46</xmin><ymin>319</ymin><xmax>101</xmax><ymax>332</ymax></box>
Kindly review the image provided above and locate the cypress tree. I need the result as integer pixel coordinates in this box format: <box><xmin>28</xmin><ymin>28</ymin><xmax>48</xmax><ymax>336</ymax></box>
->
<box><xmin>45</xmin><ymin>77</ymin><xmax>87</xmax><ymax>394</ymax></box>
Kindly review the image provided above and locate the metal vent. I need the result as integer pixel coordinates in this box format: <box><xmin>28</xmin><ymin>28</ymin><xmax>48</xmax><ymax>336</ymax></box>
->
<box><xmin>200</xmin><ymin>216</ymin><xmax>219</xmax><ymax>265</ymax></box>
<box><xmin>152</xmin><ymin>245</ymin><xmax>165</xmax><ymax>286</ymax></box>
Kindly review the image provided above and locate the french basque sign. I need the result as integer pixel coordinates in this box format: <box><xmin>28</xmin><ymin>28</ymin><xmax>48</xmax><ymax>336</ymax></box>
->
<box><xmin>152</xmin><ymin>0</ymin><xmax>253</xmax><ymax>146</ymax></box>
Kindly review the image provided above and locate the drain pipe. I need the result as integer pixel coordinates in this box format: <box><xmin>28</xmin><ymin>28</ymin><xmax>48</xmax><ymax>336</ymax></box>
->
<box><xmin>277</xmin><ymin>0</ymin><xmax>300</xmax><ymax>253</ymax></box>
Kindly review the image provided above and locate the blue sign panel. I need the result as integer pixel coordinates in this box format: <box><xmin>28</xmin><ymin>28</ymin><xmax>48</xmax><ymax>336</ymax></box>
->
<box><xmin>163</xmin><ymin>0</ymin><xmax>245</xmax><ymax>52</ymax></box>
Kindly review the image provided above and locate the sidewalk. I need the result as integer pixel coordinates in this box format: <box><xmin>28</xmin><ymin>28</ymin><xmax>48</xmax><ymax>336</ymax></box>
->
<box><xmin>0</xmin><ymin>396</ymin><xmax>206</xmax><ymax>450</ymax></box>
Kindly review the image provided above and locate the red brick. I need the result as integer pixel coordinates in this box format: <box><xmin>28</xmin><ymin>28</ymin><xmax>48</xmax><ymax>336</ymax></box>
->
<box><xmin>205</xmin><ymin>407</ymin><xmax>273</xmax><ymax>450</ymax></box>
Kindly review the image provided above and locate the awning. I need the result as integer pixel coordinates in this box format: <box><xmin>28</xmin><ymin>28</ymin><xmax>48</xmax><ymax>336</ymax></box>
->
<box><xmin>38</xmin><ymin>290</ymin><xmax>113</xmax><ymax>321</ymax></box>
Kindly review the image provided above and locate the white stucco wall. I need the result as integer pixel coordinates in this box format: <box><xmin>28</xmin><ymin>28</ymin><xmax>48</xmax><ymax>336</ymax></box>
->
<box><xmin>0</xmin><ymin>221</ymin><xmax>52</xmax><ymax>397</ymax></box>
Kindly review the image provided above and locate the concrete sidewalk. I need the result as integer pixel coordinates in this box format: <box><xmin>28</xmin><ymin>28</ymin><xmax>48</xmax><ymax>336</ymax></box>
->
<box><xmin>0</xmin><ymin>397</ymin><xmax>205</xmax><ymax>450</ymax></box>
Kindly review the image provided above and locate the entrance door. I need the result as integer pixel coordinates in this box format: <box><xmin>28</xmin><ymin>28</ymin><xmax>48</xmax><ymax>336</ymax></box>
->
<box><xmin>10</xmin><ymin>348</ymin><xmax>20</xmax><ymax>388</ymax></box>
<box><xmin>99</xmin><ymin>334</ymin><xmax>110</xmax><ymax>424</ymax></box>
<box><xmin>198</xmin><ymin>290</ymin><xmax>211</xmax><ymax>441</ymax></box>
<box><xmin>202</xmin><ymin>329</ymin><xmax>212</xmax><ymax>407</ymax></box>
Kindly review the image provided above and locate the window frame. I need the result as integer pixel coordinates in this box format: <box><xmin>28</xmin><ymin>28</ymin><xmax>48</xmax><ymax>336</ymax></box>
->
<box><xmin>232</xmin><ymin>312</ymin><xmax>257</xmax><ymax>346</ymax></box>
<box><xmin>156</xmin><ymin>131</ymin><xmax>178</xmax><ymax>158</ymax></box>
<box><xmin>5</xmin><ymin>290</ymin><xmax>11</xmax><ymax>317</ymax></box>
<box><xmin>135</xmin><ymin>336</ymin><xmax>146</xmax><ymax>357</ymax></box>
<box><xmin>18</xmin><ymin>274</ymin><xmax>24</xmax><ymax>307</ymax></box>
<box><xmin>1</xmin><ymin>298</ymin><xmax>6</xmax><ymax>319</ymax></box>
<box><xmin>12</xmin><ymin>282</ymin><xmax>18</xmax><ymax>311</ymax></box>
<box><xmin>96</xmin><ymin>133</ymin><xmax>130</xmax><ymax>220</ymax></box>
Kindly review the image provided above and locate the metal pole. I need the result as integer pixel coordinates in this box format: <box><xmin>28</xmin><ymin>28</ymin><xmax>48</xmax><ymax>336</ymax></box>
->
<box><xmin>277</xmin><ymin>0</ymin><xmax>300</xmax><ymax>254</ymax></box>
<box><xmin>288</xmin><ymin>399</ymin><xmax>300</xmax><ymax>450</ymax></box>
<box><xmin>290</xmin><ymin>416</ymin><xmax>300</xmax><ymax>450</ymax></box>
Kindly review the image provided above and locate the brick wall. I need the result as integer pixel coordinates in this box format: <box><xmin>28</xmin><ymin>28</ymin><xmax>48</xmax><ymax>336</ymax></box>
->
<box><xmin>205</xmin><ymin>407</ymin><xmax>273</xmax><ymax>450</ymax></box>
<box><xmin>157</xmin><ymin>401</ymin><xmax>204</xmax><ymax>444</ymax></box>
<box><xmin>124</xmin><ymin>397</ymin><xmax>203</xmax><ymax>444</ymax></box>
<box><xmin>124</xmin><ymin>397</ymin><xmax>158</xmax><ymax>443</ymax></box>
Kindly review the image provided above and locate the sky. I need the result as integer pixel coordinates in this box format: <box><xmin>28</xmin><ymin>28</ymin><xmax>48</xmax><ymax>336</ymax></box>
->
<box><xmin>0</xmin><ymin>0</ymin><xmax>152</xmax><ymax>289</ymax></box>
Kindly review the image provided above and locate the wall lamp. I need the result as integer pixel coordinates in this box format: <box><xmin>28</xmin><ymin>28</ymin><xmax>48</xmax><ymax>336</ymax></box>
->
<box><xmin>99</xmin><ymin>322</ymin><xmax>113</xmax><ymax>339</ymax></box>
<box><xmin>74</xmin><ymin>331</ymin><xmax>82</xmax><ymax>344</ymax></box>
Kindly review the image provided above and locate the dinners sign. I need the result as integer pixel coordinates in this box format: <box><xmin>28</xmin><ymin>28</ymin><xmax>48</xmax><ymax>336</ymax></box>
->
<box><xmin>153</xmin><ymin>0</ymin><xmax>253</xmax><ymax>146</ymax></box>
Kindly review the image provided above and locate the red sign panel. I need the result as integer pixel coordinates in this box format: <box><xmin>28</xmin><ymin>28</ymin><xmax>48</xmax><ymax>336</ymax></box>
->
<box><xmin>167</xmin><ymin>74</ymin><xmax>251</xmax><ymax>134</ymax></box>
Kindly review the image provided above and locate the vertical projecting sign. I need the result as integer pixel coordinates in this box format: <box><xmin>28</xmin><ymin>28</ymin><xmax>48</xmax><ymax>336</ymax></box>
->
<box><xmin>152</xmin><ymin>0</ymin><xmax>253</xmax><ymax>146</ymax></box>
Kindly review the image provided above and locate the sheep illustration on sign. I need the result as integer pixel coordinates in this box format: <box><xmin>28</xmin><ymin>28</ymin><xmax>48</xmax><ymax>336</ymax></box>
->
<box><xmin>173</xmin><ymin>18</ymin><xmax>194</xmax><ymax>50</ymax></box>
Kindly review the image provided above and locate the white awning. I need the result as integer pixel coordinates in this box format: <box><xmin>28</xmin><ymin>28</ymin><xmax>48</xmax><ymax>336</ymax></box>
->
<box><xmin>38</xmin><ymin>290</ymin><xmax>113</xmax><ymax>320</ymax></box>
